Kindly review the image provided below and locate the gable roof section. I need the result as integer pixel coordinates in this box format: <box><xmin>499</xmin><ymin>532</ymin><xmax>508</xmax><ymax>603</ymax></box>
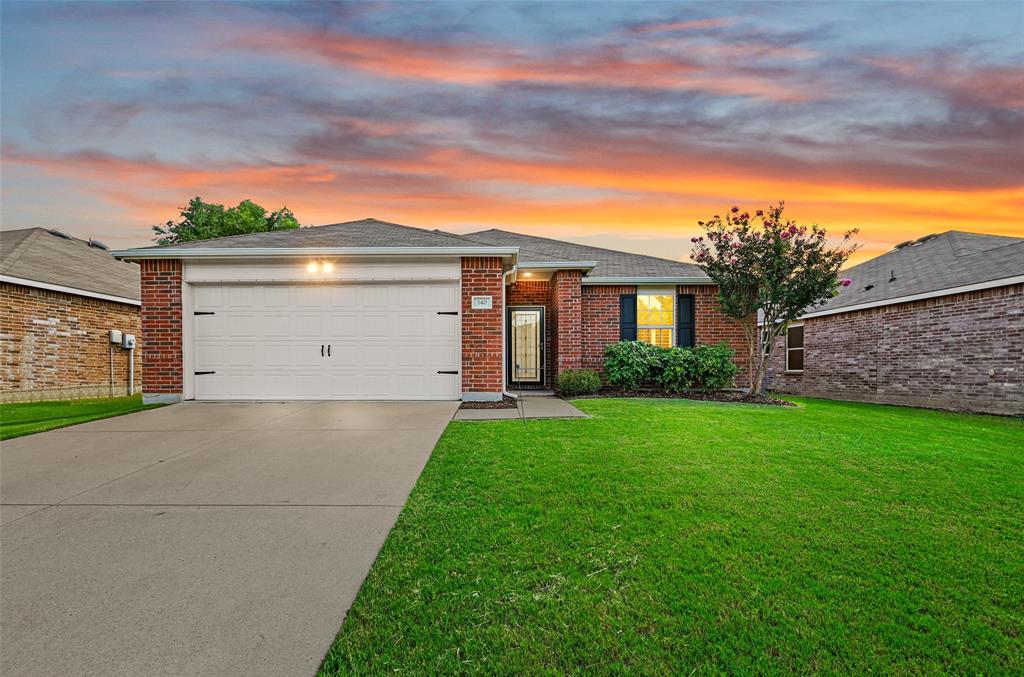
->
<box><xmin>133</xmin><ymin>218</ymin><xmax>485</xmax><ymax>250</ymax></box>
<box><xmin>1</xmin><ymin>228</ymin><xmax>141</xmax><ymax>303</ymax></box>
<box><xmin>462</xmin><ymin>229</ymin><xmax>709</xmax><ymax>282</ymax></box>
<box><xmin>803</xmin><ymin>230</ymin><xmax>1024</xmax><ymax>318</ymax></box>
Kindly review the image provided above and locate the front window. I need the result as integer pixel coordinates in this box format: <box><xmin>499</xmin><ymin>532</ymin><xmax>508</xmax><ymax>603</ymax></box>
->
<box><xmin>637</xmin><ymin>293</ymin><xmax>674</xmax><ymax>348</ymax></box>
<box><xmin>786</xmin><ymin>325</ymin><xmax>804</xmax><ymax>372</ymax></box>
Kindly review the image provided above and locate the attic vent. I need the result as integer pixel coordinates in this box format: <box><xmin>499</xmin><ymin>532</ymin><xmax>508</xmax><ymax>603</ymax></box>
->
<box><xmin>48</xmin><ymin>229</ymin><xmax>72</xmax><ymax>239</ymax></box>
<box><xmin>888</xmin><ymin>269</ymin><xmax>896</xmax><ymax>283</ymax></box>
<box><xmin>864</xmin><ymin>284</ymin><xmax>875</xmax><ymax>291</ymax></box>
<box><xmin>88</xmin><ymin>239</ymin><xmax>109</xmax><ymax>250</ymax></box>
<box><xmin>911</xmin><ymin>234</ymin><xmax>938</xmax><ymax>246</ymax></box>
<box><xmin>892</xmin><ymin>240</ymin><xmax>913</xmax><ymax>251</ymax></box>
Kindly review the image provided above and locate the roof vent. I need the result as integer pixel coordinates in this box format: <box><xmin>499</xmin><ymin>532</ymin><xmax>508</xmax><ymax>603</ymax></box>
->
<box><xmin>48</xmin><ymin>229</ymin><xmax>72</xmax><ymax>239</ymax></box>
<box><xmin>892</xmin><ymin>240</ymin><xmax>913</xmax><ymax>250</ymax></box>
<box><xmin>864</xmin><ymin>284</ymin><xmax>875</xmax><ymax>291</ymax></box>
<box><xmin>888</xmin><ymin>269</ymin><xmax>896</xmax><ymax>283</ymax></box>
<box><xmin>88</xmin><ymin>239</ymin><xmax>109</xmax><ymax>250</ymax></box>
<box><xmin>911</xmin><ymin>234</ymin><xmax>938</xmax><ymax>246</ymax></box>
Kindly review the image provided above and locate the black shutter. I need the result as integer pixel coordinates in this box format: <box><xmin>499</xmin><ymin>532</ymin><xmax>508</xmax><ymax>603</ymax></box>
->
<box><xmin>677</xmin><ymin>294</ymin><xmax>695</xmax><ymax>347</ymax></box>
<box><xmin>619</xmin><ymin>294</ymin><xmax>637</xmax><ymax>340</ymax></box>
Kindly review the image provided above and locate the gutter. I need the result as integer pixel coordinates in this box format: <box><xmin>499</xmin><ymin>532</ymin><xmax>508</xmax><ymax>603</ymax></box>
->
<box><xmin>518</xmin><ymin>260</ymin><xmax>597</xmax><ymax>270</ymax></box>
<box><xmin>582</xmin><ymin>276</ymin><xmax>712</xmax><ymax>285</ymax></box>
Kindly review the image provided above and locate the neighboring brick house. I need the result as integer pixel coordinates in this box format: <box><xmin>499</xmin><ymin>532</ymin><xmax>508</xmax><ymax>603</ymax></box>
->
<box><xmin>114</xmin><ymin>218</ymin><xmax>750</xmax><ymax>403</ymax></box>
<box><xmin>1</xmin><ymin>228</ymin><xmax>142</xmax><ymax>402</ymax></box>
<box><xmin>765</xmin><ymin>231</ymin><xmax>1024</xmax><ymax>416</ymax></box>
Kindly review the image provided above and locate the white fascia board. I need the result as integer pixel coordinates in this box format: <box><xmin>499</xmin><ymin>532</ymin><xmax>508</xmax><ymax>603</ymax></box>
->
<box><xmin>582</xmin><ymin>276</ymin><xmax>712</xmax><ymax>285</ymax></box>
<box><xmin>0</xmin><ymin>274</ymin><xmax>141</xmax><ymax>306</ymax></box>
<box><xmin>794</xmin><ymin>275</ymin><xmax>1024</xmax><ymax>321</ymax></box>
<box><xmin>112</xmin><ymin>246</ymin><xmax>519</xmax><ymax>260</ymax></box>
<box><xmin>518</xmin><ymin>260</ymin><xmax>598</xmax><ymax>270</ymax></box>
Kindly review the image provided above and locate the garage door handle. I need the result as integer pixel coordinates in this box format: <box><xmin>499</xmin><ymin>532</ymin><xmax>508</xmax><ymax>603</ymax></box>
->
<box><xmin>327</xmin><ymin>344</ymin><xmax>331</xmax><ymax>357</ymax></box>
<box><xmin>195</xmin><ymin>371</ymin><xmax>216</xmax><ymax>375</ymax></box>
<box><xmin>437</xmin><ymin>370</ymin><xmax>459</xmax><ymax>374</ymax></box>
<box><xmin>321</xmin><ymin>345</ymin><xmax>324</xmax><ymax>357</ymax></box>
<box><xmin>437</xmin><ymin>311</ymin><xmax>459</xmax><ymax>315</ymax></box>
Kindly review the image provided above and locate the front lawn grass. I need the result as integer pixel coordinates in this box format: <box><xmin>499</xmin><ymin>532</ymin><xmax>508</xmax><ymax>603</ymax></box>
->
<box><xmin>320</xmin><ymin>397</ymin><xmax>1023</xmax><ymax>675</ymax></box>
<box><xmin>0</xmin><ymin>395</ymin><xmax>164</xmax><ymax>440</ymax></box>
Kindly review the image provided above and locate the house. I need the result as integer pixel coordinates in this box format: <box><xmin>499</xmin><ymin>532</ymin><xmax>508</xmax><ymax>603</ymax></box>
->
<box><xmin>113</xmin><ymin>218</ymin><xmax>750</xmax><ymax>403</ymax></box>
<box><xmin>1</xmin><ymin>228</ymin><xmax>142</xmax><ymax>402</ymax></box>
<box><xmin>764</xmin><ymin>231</ymin><xmax>1024</xmax><ymax>416</ymax></box>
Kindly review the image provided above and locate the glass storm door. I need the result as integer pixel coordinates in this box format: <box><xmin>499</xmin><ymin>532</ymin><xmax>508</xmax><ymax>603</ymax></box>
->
<box><xmin>509</xmin><ymin>307</ymin><xmax>544</xmax><ymax>384</ymax></box>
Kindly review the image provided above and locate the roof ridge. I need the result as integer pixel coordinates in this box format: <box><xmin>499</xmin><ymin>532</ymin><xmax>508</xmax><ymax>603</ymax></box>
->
<box><xmin>0</xmin><ymin>228</ymin><xmax>44</xmax><ymax>273</ymax></box>
<box><xmin>468</xmin><ymin>228</ymin><xmax>699</xmax><ymax>268</ymax></box>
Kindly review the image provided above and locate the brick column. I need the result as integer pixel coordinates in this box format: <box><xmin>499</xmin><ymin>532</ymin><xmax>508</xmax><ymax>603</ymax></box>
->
<box><xmin>461</xmin><ymin>257</ymin><xmax>504</xmax><ymax>401</ymax></box>
<box><xmin>550</xmin><ymin>269</ymin><xmax>582</xmax><ymax>377</ymax></box>
<box><xmin>140</xmin><ymin>259</ymin><xmax>183</xmax><ymax>404</ymax></box>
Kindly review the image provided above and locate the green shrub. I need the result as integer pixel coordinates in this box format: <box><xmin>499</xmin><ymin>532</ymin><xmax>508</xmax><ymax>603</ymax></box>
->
<box><xmin>603</xmin><ymin>340</ymin><xmax>664</xmax><ymax>390</ymax></box>
<box><xmin>658</xmin><ymin>343</ymin><xmax>738</xmax><ymax>392</ymax></box>
<box><xmin>555</xmin><ymin>369</ymin><xmax>602</xmax><ymax>397</ymax></box>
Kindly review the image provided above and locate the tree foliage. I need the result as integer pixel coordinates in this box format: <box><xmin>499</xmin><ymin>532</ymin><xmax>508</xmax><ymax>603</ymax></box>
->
<box><xmin>152</xmin><ymin>197</ymin><xmax>300</xmax><ymax>245</ymax></box>
<box><xmin>690</xmin><ymin>202</ymin><xmax>858</xmax><ymax>394</ymax></box>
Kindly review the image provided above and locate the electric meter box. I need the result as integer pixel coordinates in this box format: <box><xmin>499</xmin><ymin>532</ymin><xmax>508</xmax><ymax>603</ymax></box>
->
<box><xmin>121</xmin><ymin>334</ymin><xmax>137</xmax><ymax>349</ymax></box>
<box><xmin>109</xmin><ymin>329</ymin><xmax>123</xmax><ymax>344</ymax></box>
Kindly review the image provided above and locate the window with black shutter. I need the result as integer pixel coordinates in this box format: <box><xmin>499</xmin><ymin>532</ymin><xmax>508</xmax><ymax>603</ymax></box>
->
<box><xmin>619</xmin><ymin>294</ymin><xmax>637</xmax><ymax>340</ymax></box>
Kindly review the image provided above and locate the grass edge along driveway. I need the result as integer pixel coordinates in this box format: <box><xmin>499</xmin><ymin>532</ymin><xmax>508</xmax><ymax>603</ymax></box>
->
<box><xmin>319</xmin><ymin>397</ymin><xmax>1023</xmax><ymax>675</ymax></box>
<box><xmin>0</xmin><ymin>395</ymin><xmax>165</xmax><ymax>440</ymax></box>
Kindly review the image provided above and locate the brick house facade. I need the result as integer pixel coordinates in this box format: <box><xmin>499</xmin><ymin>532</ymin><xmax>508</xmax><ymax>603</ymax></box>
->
<box><xmin>139</xmin><ymin>259</ymin><xmax>184</xmax><ymax>401</ymax></box>
<box><xmin>765</xmin><ymin>284</ymin><xmax>1023</xmax><ymax>416</ymax></box>
<box><xmin>1</xmin><ymin>283</ymin><xmax>142</xmax><ymax>402</ymax></box>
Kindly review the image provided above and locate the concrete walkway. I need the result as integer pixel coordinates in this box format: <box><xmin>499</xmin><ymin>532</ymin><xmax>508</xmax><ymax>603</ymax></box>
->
<box><xmin>0</xmin><ymin>400</ymin><xmax>458</xmax><ymax>677</ymax></box>
<box><xmin>453</xmin><ymin>393</ymin><xmax>588</xmax><ymax>421</ymax></box>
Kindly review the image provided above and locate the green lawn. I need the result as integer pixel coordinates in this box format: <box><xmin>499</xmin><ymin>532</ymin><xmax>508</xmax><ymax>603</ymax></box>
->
<box><xmin>320</xmin><ymin>397</ymin><xmax>1023</xmax><ymax>675</ymax></box>
<box><xmin>0</xmin><ymin>395</ymin><xmax>165</xmax><ymax>440</ymax></box>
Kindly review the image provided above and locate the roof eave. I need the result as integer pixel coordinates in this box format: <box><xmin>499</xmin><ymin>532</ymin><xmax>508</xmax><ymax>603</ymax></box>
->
<box><xmin>518</xmin><ymin>260</ymin><xmax>598</xmax><ymax>271</ymax></box>
<box><xmin>113</xmin><ymin>246</ymin><xmax>520</xmax><ymax>261</ymax></box>
<box><xmin>581</xmin><ymin>276</ymin><xmax>712</xmax><ymax>285</ymax></box>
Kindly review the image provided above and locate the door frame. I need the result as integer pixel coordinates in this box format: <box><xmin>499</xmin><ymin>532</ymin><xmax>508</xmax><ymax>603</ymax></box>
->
<box><xmin>506</xmin><ymin>305</ymin><xmax>546</xmax><ymax>386</ymax></box>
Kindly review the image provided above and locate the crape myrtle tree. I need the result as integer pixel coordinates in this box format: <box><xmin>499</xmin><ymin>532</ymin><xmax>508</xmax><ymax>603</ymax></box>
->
<box><xmin>690</xmin><ymin>202</ymin><xmax>858</xmax><ymax>395</ymax></box>
<box><xmin>153</xmin><ymin>197</ymin><xmax>300</xmax><ymax>245</ymax></box>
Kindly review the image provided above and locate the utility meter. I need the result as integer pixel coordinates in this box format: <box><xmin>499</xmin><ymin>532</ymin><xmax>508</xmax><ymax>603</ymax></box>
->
<box><xmin>109</xmin><ymin>329</ymin><xmax>123</xmax><ymax>344</ymax></box>
<box><xmin>121</xmin><ymin>334</ymin><xmax>137</xmax><ymax>349</ymax></box>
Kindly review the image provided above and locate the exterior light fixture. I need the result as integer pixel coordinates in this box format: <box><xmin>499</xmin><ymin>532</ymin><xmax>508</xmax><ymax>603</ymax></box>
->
<box><xmin>307</xmin><ymin>261</ymin><xmax>319</xmax><ymax>273</ymax></box>
<box><xmin>322</xmin><ymin>261</ymin><xmax>334</xmax><ymax>273</ymax></box>
<box><xmin>523</xmin><ymin>271</ymin><xmax>532</xmax><ymax>277</ymax></box>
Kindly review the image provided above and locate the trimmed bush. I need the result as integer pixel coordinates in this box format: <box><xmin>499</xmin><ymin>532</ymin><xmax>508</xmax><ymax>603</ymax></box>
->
<box><xmin>603</xmin><ymin>340</ymin><xmax>664</xmax><ymax>390</ymax></box>
<box><xmin>658</xmin><ymin>343</ymin><xmax>738</xmax><ymax>392</ymax></box>
<box><xmin>555</xmin><ymin>369</ymin><xmax>602</xmax><ymax>397</ymax></box>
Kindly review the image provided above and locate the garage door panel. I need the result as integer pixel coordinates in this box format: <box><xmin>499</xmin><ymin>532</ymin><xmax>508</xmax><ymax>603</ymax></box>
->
<box><xmin>193</xmin><ymin>282</ymin><xmax>461</xmax><ymax>400</ymax></box>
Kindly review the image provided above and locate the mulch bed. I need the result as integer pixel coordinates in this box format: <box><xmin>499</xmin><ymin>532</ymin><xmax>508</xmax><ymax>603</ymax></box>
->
<box><xmin>459</xmin><ymin>395</ymin><xmax>519</xmax><ymax>410</ymax></box>
<box><xmin>575</xmin><ymin>389</ymin><xmax>797</xmax><ymax>406</ymax></box>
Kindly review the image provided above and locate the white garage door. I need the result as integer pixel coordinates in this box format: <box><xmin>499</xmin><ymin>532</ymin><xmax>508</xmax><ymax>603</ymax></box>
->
<box><xmin>192</xmin><ymin>282</ymin><xmax>460</xmax><ymax>400</ymax></box>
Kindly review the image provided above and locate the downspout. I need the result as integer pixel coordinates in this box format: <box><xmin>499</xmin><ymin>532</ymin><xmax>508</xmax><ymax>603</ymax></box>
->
<box><xmin>128</xmin><ymin>347</ymin><xmax>135</xmax><ymax>396</ymax></box>
<box><xmin>502</xmin><ymin>266</ymin><xmax>518</xmax><ymax>401</ymax></box>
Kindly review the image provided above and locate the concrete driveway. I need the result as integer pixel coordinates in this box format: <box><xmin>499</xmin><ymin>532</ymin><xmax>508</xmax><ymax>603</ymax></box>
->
<box><xmin>0</xmin><ymin>400</ymin><xmax>458</xmax><ymax>677</ymax></box>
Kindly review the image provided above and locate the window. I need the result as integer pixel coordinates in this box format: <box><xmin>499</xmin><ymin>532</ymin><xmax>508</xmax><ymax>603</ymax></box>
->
<box><xmin>786</xmin><ymin>325</ymin><xmax>804</xmax><ymax>372</ymax></box>
<box><xmin>637</xmin><ymin>293</ymin><xmax>674</xmax><ymax>348</ymax></box>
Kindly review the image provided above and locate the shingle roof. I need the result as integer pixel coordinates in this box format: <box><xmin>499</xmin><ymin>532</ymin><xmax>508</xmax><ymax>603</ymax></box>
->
<box><xmin>462</xmin><ymin>229</ymin><xmax>708</xmax><ymax>280</ymax></box>
<box><xmin>808</xmin><ymin>230</ymin><xmax>1024</xmax><ymax>315</ymax></box>
<box><xmin>0</xmin><ymin>228</ymin><xmax>140</xmax><ymax>301</ymax></box>
<box><xmin>136</xmin><ymin>218</ymin><xmax>484</xmax><ymax>250</ymax></box>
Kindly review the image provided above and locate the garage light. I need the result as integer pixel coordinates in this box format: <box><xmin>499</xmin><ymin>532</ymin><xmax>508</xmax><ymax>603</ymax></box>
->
<box><xmin>307</xmin><ymin>261</ymin><xmax>319</xmax><ymax>273</ymax></box>
<box><xmin>322</xmin><ymin>261</ymin><xmax>334</xmax><ymax>273</ymax></box>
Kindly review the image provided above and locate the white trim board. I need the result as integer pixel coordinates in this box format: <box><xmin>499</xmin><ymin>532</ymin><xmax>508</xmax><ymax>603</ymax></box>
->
<box><xmin>797</xmin><ymin>275</ymin><xmax>1024</xmax><ymax>320</ymax></box>
<box><xmin>0</xmin><ymin>274</ymin><xmax>141</xmax><ymax>306</ymax></box>
<box><xmin>582</xmin><ymin>276</ymin><xmax>712</xmax><ymax>285</ymax></box>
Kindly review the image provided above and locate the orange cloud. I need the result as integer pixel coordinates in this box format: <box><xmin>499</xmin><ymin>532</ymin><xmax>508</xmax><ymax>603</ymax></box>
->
<box><xmin>233</xmin><ymin>28</ymin><xmax>814</xmax><ymax>102</ymax></box>
<box><xmin>868</xmin><ymin>55</ymin><xmax>1024</xmax><ymax>109</ymax></box>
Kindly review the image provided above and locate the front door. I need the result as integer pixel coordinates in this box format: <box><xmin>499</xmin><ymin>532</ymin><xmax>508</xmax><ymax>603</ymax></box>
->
<box><xmin>508</xmin><ymin>306</ymin><xmax>544</xmax><ymax>385</ymax></box>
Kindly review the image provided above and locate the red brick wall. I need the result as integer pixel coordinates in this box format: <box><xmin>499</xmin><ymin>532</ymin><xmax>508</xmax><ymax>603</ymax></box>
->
<box><xmin>764</xmin><ymin>284</ymin><xmax>1024</xmax><ymax>416</ymax></box>
<box><xmin>550</xmin><ymin>270</ymin><xmax>582</xmax><ymax>375</ymax></box>
<box><xmin>581</xmin><ymin>285</ymin><xmax>635</xmax><ymax>371</ymax></box>
<box><xmin>507</xmin><ymin>280</ymin><xmax>552</xmax><ymax>386</ymax></box>
<box><xmin>0</xmin><ymin>282</ymin><xmax>141</xmax><ymax>402</ymax></box>
<box><xmin>140</xmin><ymin>259</ymin><xmax>183</xmax><ymax>396</ymax></box>
<box><xmin>679</xmin><ymin>284</ymin><xmax>753</xmax><ymax>384</ymax></box>
<box><xmin>461</xmin><ymin>257</ymin><xmax>504</xmax><ymax>396</ymax></box>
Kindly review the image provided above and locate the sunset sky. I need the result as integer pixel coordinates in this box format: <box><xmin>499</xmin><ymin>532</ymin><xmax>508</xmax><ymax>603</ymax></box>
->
<box><xmin>2</xmin><ymin>1</ymin><xmax>1022</xmax><ymax>264</ymax></box>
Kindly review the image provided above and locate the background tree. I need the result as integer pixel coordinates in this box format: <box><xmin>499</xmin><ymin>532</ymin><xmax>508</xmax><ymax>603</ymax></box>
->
<box><xmin>690</xmin><ymin>202</ymin><xmax>858</xmax><ymax>394</ymax></box>
<box><xmin>152</xmin><ymin>197</ymin><xmax>300</xmax><ymax>244</ymax></box>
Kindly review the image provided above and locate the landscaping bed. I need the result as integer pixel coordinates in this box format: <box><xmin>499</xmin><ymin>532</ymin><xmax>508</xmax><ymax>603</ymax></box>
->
<box><xmin>576</xmin><ymin>388</ymin><xmax>796</xmax><ymax>406</ymax></box>
<box><xmin>459</xmin><ymin>395</ymin><xmax>518</xmax><ymax>410</ymax></box>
